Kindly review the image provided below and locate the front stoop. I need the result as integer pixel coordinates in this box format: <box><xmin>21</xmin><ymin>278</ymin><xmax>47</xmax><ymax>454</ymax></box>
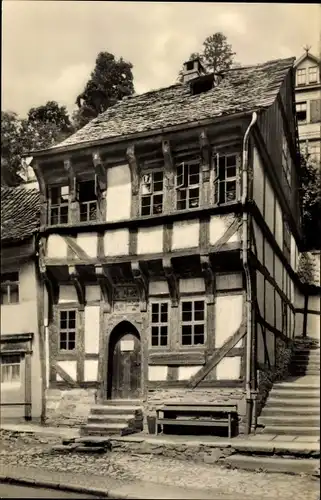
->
<box><xmin>258</xmin><ymin>338</ymin><xmax>320</xmax><ymax>440</ymax></box>
<box><xmin>80</xmin><ymin>400</ymin><xmax>143</xmax><ymax>437</ymax></box>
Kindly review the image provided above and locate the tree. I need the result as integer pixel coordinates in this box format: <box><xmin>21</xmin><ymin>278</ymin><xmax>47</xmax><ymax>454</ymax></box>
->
<box><xmin>74</xmin><ymin>51</ymin><xmax>134</xmax><ymax>129</ymax></box>
<box><xmin>178</xmin><ymin>32</ymin><xmax>236</xmax><ymax>81</ymax></box>
<box><xmin>28</xmin><ymin>101</ymin><xmax>73</xmax><ymax>133</ymax></box>
<box><xmin>299</xmin><ymin>153</ymin><xmax>321</xmax><ymax>250</ymax></box>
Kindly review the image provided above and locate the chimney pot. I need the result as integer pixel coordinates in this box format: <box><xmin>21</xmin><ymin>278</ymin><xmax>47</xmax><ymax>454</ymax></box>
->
<box><xmin>182</xmin><ymin>58</ymin><xmax>205</xmax><ymax>84</ymax></box>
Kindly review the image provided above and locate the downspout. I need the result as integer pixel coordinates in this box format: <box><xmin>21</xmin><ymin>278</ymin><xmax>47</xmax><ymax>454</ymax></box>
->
<box><xmin>241</xmin><ymin>112</ymin><xmax>258</xmax><ymax>434</ymax></box>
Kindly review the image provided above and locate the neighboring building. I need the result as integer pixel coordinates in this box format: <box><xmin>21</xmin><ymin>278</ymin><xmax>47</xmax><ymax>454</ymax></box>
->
<box><xmin>294</xmin><ymin>50</ymin><xmax>321</xmax><ymax>164</ymax></box>
<box><xmin>0</xmin><ymin>187</ymin><xmax>44</xmax><ymax>422</ymax></box>
<box><xmin>28</xmin><ymin>57</ymin><xmax>314</xmax><ymax>433</ymax></box>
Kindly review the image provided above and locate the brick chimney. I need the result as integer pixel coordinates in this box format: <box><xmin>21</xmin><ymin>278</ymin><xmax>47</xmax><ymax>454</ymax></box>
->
<box><xmin>182</xmin><ymin>58</ymin><xmax>205</xmax><ymax>83</ymax></box>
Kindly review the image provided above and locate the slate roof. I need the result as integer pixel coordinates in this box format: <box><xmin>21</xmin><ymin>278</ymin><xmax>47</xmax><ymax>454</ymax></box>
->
<box><xmin>298</xmin><ymin>251</ymin><xmax>321</xmax><ymax>288</ymax></box>
<box><xmin>1</xmin><ymin>186</ymin><xmax>40</xmax><ymax>242</ymax></box>
<box><xmin>45</xmin><ymin>57</ymin><xmax>295</xmax><ymax>153</ymax></box>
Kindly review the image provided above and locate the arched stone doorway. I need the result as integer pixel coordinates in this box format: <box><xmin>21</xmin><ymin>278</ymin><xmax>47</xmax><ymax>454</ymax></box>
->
<box><xmin>107</xmin><ymin>321</ymin><xmax>141</xmax><ymax>400</ymax></box>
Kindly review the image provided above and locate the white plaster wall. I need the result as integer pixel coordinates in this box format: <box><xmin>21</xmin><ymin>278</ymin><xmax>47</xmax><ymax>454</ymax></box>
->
<box><xmin>215</xmin><ymin>294</ymin><xmax>243</xmax><ymax>347</ymax></box>
<box><xmin>149</xmin><ymin>281</ymin><xmax>169</xmax><ymax>296</ymax></box>
<box><xmin>266</xmin><ymin>330</ymin><xmax>275</xmax><ymax>365</ymax></box>
<box><xmin>216</xmin><ymin>357</ymin><xmax>241</xmax><ymax>380</ymax></box>
<box><xmin>47</xmin><ymin>234</ymin><xmax>68</xmax><ymax>259</ymax></box>
<box><xmin>104</xmin><ymin>229</ymin><xmax>129</xmax><ymax>256</ymax></box>
<box><xmin>76</xmin><ymin>233</ymin><xmax>98</xmax><ymax>258</ymax></box>
<box><xmin>137</xmin><ymin>226</ymin><xmax>163</xmax><ymax>255</ymax></box>
<box><xmin>290</xmin><ymin>235</ymin><xmax>297</xmax><ymax>272</ymax></box>
<box><xmin>256</xmin><ymin>271</ymin><xmax>265</xmax><ymax>318</ymax></box>
<box><xmin>265</xmin><ymin>280</ymin><xmax>275</xmax><ymax>327</ymax></box>
<box><xmin>274</xmin><ymin>255</ymin><xmax>283</xmax><ymax>290</ymax></box>
<box><xmin>56</xmin><ymin>360</ymin><xmax>77</xmax><ymax>381</ymax></box>
<box><xmin>59</xmin><ymin>285</ymin><xmax>78</xmax><ymax>303</ymax></box>
<box><xmin>84</xmin><ymin>306</ymin><xmax>100</xmax><ymax>354</ymax></box>
<box><xmin>172</xmin><ymin>220</ymin><xmax>199</xmax><ymax>249</ymax></box>
<box><xmin>252</xmin><ymin>147</ymin><xmax>264</xmax><ymax>216</ymax></box>
<box><xmin>148</xmin><ymin>365</ymin><xmax>168</xmax><ymax>381</ymax></box>
<box><xmin>257</xmin><ymin>324</ymin><xmax>265</xmax><ymax>365</ymax></box>
<box><xmin>106</xmin><ymin>165</ymin><xmax>131</xmax><ymax>221</ymax></box>
<box><xmin>86</xmin><ymin>285</ymin><xmax>101</xmax><ymax>302</ymax></box>
<box><xmin>253</xmin><ymin>220</ymin><xmax>263</xmax><ymax>264</ymax></box>
<box><xmin>295</xmin><ymin>288</ymin><xmax>305</xmax><ymax>309</ymax></box>
<box><xmin>179</xmin><ymin>278</ymin><xmax>205</xmax><ymax>294</ymax></box>
<box><xmin>209</xmin><ymin>215</ymin><xmax>239</xmax><ymax>245</ymax></box>
<box><xmin>84</xmin><ymin>360</ymin><xmax>99</xmax><ymax>382</ymax></box>
<box><xmin>308</xmin><ymin>295</ymin><xmax>321</xmax><ymax>312</ymax></box>
<box><xmin>275</xmin><ymin>291</ymin><xmax>282</xmax><ymax>332</ymax></box>
<box><xmin>295</xmin><ymin>312</ymin><xmax>304</xmax><ymax>337</ymax></box>
<box><xmin>275</xmin><ymin>199</ymin><xmax>283</xmax><ymax>251</ymax></box>
<box><xmin>264</xmin><ymin>240</ymin><xmax>274</xmax><ymax>278</ymax></box>
<box><xmin>307</xmin><ymin>313</ymin><xmax>320</xmax><ymax>340</ymax></box>
<box><xmin>264</xmin><ymin>176</ymin><xmax>274</xmax><ymax>234</ymax></box>
<box><xmin>178</xmin><ymin>366</ymin><xmax>202</xmax><ymax>380</ymax></box>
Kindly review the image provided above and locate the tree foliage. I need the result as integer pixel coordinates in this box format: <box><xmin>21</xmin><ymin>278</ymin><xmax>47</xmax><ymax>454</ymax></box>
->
<box><xmin>28</xmin><ymin>100</ymin><xmax>72</xmax><ymax>133</ymax></box>
<box><xmin>74</xmin><ymin>51</ymin><xmax>134</xmax><ymax>130</ymax></box>
<box><xmin>178</xmin><ymin>32</ymin><xmax>236</xmax><ymax>81</ymax></box>
<box><xmin>299</xmin><ymin>153</ymin><xmax>321</xmax><ymax>250</ymax></box>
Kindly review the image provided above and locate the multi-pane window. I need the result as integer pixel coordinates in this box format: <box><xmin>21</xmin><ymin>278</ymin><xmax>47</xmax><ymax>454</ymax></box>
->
<box><xmin>309</xmin><ymin>66</ymin><xmax>318</xmax><ymax>83</ymax></box>
<box><xmin>282</xmin><ymin>136</ymin><xmax>291</xmax><ymax>186</ymax></box>
<box><xmin>0</xmin><ymin>272</ymin><xmax>19</xmax><ymax>305</ymax></box>
<box><xmin>296</xmin><ymin>68</ymin><xmax>306</xmax><ymax>86</ymax></box>
<box><xmin>213</xmin><ymin>153</ymin><xmax>239</xmax><ymax>205</ymax></box>
<box><xmin>176</xmin><ymin>161</ymin><xmax>200</xmax><ymax>210</ymax></box>
<box><xmin>78</xmin><ymin>180</ymin><xmax>97</xmax><ymax>222</ymax></box>
<box><xmin>283</xmin><ymin>219</ymin><xmax>291</xmax><ymax>262</ymax></box>
<box><xmin>151</xmin><ymin>302</ymin><xmax>168</xmax><ymax>347</ymax></box>
<box><xmin>59</xmin><ymin>310</ymin><xmax>76</xmax><ymax>351</ymax></box>
<box><xmin>49</xmin><ymin>185</ymin><xmax>69</xmax><ymax>225</ymax></box>
<box><xmin>1</xmin><ymin>355</ymin><xmax>21</xmax><ymax>384</ymax></box>
<box><xmin>296</xmin><ymin>102</ymin><xmax>307</xmax><ymax>123</ymax></box>
<box><xmin>181</xmin><ymin>300</ymin><xmax>205</xmax><ymax>346</ymax></box>
<box><xmin>140</xmin><ymin>171</ymin><xmax>164</xmax><ymax>216</ymax></box>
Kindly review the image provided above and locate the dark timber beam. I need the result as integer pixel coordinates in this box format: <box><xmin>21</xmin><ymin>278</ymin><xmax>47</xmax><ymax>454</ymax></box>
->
<box><xmin>38</xmin><ymin>238</ymin><xmax>59</xmax><ymax>321</ymax></box>
<box><xmin>32</xmin><ymin>162</ymin><xmax>47</xmax><ymax>228</ymax></box>
<box><xmin>162</xmin><ymin>140</ymin><xmax>175</xmax><ymax>190</ymax></box>
<box><xmin>162</xmin><ymin>257</ymin><xmax>179</xmax><ymax>307</ymax></box>
<box><xmin>200</xmin><ymin>254</ymin><xmax>215</xmax><ymax>304</ymax></box>
<box><xmin>199</xmin><ymin>129</ymin><xmax>211</xmax><ymax>182</ymax></box>
<box><xmin>131</xmin><ymin>261</ymin><xmax>148</xmax><ymax>312</ymax></box>
<box><xmin>126</xmin><ymin>144</ymin><xmax>140</xmax><ymax>196</ymax></box>
<box><xmin>68</xmin><ymin>265</ymin><xmax>86</xmax><ymax>310</ymax></box>
<box><xmin>92</xmin><ymin>151</ymin><xmax>107</xmax><ymax>191</ymax></box>
<box><xmin>95</xmin><ymin>264</ymin><xmax>113</xmax><ymax>313</ymax></box>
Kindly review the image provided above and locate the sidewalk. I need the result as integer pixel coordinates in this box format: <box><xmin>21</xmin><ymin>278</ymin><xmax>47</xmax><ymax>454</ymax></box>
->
<box><xmin>0</xmin><ymin>464</ymin><xmax>264</xmax><ymax>500</ymax></box>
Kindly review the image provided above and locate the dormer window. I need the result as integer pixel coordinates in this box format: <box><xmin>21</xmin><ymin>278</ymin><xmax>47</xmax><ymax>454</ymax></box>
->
<box><xmin>78</xmin><ymin>179</ymin><xmax>97</xmax><ymax>222</ymax></box>
<box><xmin>213</xmin><ymin>153</ymin><xmax>239</xmax><ymax>205</ymax></box>
<box><xmin>309</xmin><ymin>66</ymin><xmax>318</xmax><ymax>83</ymax></box>
<box><xmin>49</xmin><ymin>185</ymin><xmax>69</xmax><ymax>225</ymax></box>
<box><xmin>140</xmin><ymin>170</ymin><xmax>164</xmax><ymax>216</ymax></box>
<box><xmin>297</xmin><ymin>68</ymin><xmax>306</xmax><ymax>86</ymax></box>
<box><xmin>176</xmin><ymin>161</ymin><xmax>200</xmax><ymax>210</ymax></box>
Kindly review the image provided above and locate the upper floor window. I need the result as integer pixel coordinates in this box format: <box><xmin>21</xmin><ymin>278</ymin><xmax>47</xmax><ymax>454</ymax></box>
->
<box><xmin>140</xmin><ymin>170</ymin><xmax>164</xmax><ymax>216</ymax></box>
<box><xmin>296</xmin><ymin>68</ymin><xmax>306</xmax><ymax>86</ymax></box>
<box><xmin>1</xmin><ymin>355</ymin><xmax>21</xmax><ymax>384</ymax></box>
<box><xmin>49</xmin><ymin>185</ymin><xmax>69</xmax><ymax>225</ymax></box>
<box><xmin>176</xmin><ymin>161</ymin><xmax>200</xmax><ymax>210</ymax></box>
<box><xmin>59</xmin><ymin>310</ymin><xmax>76</xmax><ymax>351</ymax></box>
<box><xmin>282</xmin><ymin>136</ymin><xmax>291</xmax><ymax>187</ymax></box>
<box><xmin>213</xmin><ymin>153</ymin><xmax>239</xmax><ymax>205</ymax></box>
<box><xmin>150</xmin><ymin>302</ymin><xmax>168</xmax><ymax>347</ymax></box>
<box><xmin>0</xmin><ymin>272</ymin><xmax>19</xmax><ymax>305</ymax></box>
<box><xmin>309</xmin><ymin>66</ymin><xmax>318</xmax><ymax>83</ymax></box>
<box><xmin>181</xmin><ymin>299</ymin><xmax>205</xmax><ymax>346</ymax></box>
<box><xmin>296</xmin><ymin>102</ymin><xmax>307</xmax><ymax>123</ymax></box>
<box><xmin>78</xmin><ymin>179</ymin><xmax>98</xmax><ymax>222</ymax></box>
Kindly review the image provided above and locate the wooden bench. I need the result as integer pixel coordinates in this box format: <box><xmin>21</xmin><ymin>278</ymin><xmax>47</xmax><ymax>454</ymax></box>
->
<box><xmin>155</xmin><ymin>403</ymin><xmax>238</xmax><ymax>438</ymax></box>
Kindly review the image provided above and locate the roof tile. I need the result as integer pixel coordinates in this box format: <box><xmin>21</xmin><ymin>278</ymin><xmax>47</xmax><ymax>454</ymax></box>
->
<box><xmin>1</xmin><ymin>186</ymin><xmax>40</xmax><ymax>242</ymax></box>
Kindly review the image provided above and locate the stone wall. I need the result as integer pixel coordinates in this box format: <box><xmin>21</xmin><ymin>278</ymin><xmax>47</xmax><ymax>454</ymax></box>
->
<box><xmin>143</xmin><ymin>387</ymin><xmax>246</xmax><ymax>434</ymax></box>
<box><xmin>256</xmin><ymin>336</ymin><xmax>293</xmax><ymax>417</ymax></box>
<box><xmin>45</xmin><ymin>388</ymin><xmax>97</xmax><ymax>427</ymax></box>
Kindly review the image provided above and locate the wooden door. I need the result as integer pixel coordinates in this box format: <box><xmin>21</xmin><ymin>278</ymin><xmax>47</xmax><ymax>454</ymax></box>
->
<box><xmin>111</xmin><ymin>332</ymin><xmax>141</xmax><ymax>399</ymax></box>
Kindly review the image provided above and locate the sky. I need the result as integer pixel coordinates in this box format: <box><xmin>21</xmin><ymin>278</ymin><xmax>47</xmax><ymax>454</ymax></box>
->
<box><xmin>2</xmin><ymin>1</ymin><xmax>321</xmax><ymax>118</ymax></box>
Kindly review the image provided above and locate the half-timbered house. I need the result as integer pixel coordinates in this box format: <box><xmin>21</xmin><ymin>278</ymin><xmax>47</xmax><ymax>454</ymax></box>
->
<box><xmin>28</xmin><ymin>56</ymin><xmax>315</xmax><ymax>434</ymax></box>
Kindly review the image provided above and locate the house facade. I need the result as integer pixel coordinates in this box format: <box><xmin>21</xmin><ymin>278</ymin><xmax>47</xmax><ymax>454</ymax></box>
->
<box><xmin>0</xmin><ymin>187</ymin><xmax>45</xmax><ymax>422</ymax></box>
<box><xmin>29</xmin><ymin>57</ymin><xmax>312</xmax><ymax>432</ymax></box>
<box><xmin>294</xmin><ymin>50</ymin><xmax>321</xmax><ymax>164</ymax></box>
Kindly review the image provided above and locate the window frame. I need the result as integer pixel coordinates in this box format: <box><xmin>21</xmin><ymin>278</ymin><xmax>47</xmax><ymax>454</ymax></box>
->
<box><xmin>59</xmin><ymin>309</ymin><xmax>77</xmax><ymax>352</ymax></box>
<box><xmin>296</xmin><ymin>68</ymin><xmax>306</xmax><ymax>86</ymax></box>
<box><xmin>150</xmin><ymin>300</ymin><xmax>170</xmax><ymax>348</ymax></box>
<box><xmin>48</xmin><ymin>185</ymin><xmax>70</xmax><ymax>225</ymax></box>
<box><xmin>140</xmin><ymin>168</ymin><xmax>164</xmax><ymax>217</ymax></box>
<box><xmin>308</xmin><ymin>66</ymin><xmax>318</xmax><ymax>84</ymax></box>
<box><xmin>180</xmin><ymin>297</ymin><xmax>206</xmax><ymax>347</ymax></box>
<box><xmin>175</xmin><ymin>159</ymin><xmax>201</xmax><ymax>211</ymax></box>
<box><xmin>213</xmin><ymin>152</ymin><xmax>240</xmax><ymax>206</ymax></box>
<box><xmin>296</xmin><ymin>101</ymin><xmax>307</xmax><ymax>124</ymax></box>
<box><xmin>0</xmin><ymin>272</ymin><xmax>19</xmax><ymax>305</ymax></box>
<box><xmin>77</xmin><ymin>178</ymin><xmax>99</xmax><ymax>223</ymax></box>
<box><xmin>0</xmin><ymin>354</ymin><xmax>21</xmax><ymax>385</ymax></box>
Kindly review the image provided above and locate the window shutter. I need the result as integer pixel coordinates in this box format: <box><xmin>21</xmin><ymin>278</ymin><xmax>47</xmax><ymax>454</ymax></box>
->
<box><xmin>310</xmin><ymin>99</ymin><xmax>321</xmax><ymax>123</ymax></box>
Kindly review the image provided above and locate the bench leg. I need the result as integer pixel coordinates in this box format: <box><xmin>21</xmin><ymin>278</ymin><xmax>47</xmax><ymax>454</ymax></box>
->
<box><xmin>228</xmin><ymin>414</ymin><xmax>231</xmax><ymax>438</ymax></box>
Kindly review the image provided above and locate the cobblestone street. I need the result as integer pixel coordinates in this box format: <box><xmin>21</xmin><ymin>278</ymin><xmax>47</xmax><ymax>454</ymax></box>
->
<box><xmin>0</xmin><ymin>431</ymin><xmax>319</xmax><ymax>500</ymax></box>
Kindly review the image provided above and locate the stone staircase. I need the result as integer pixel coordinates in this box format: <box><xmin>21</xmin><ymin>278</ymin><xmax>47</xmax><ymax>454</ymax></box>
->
<box><xmin>258</xmin><ymin>337</ymin><xmax>320</xmax><ymax>437</ymax></box>
<box><xmin>80</xmin><ymin>399</ymin><xmax>144</xmax><ymax>437</ymax></box>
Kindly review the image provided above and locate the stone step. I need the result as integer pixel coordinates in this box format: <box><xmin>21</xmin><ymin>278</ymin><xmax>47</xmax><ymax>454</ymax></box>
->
<box><xmin>87</xmin><ymin>414</ymin><xmax>135</xmax><ymax>424</ymax></box>
<box><xmin>273</xmin><ymin>380</ymin><xmax>320</xmax><ymax>389</ymax></box>
<box><xmin>262</xmin><ymin>425</ymin><xmax>320</xmax><ymax>436</ymax></box>
<box><xmin>225</xmin><ymin>454</ymin><xmax>319</xmax><ymax>475</ymax></box>
<box><xmin>261</xmin><ymin>406</ymin><xmax>320</xmax><ymax>416</ymax></box>
<box><xmin>102</xmin><ymin>399</ymin><xmax>141</xmax><ymax>406</ymax></box>
<box><xmin>91</xmin><ymin>405</ymin><xmax>142</xmax><ymax>415</ymax></box>
<box><xmin>267</xmin><ymin>397</ymin><xmax>320</xmax><ymax>407</ymax></box>
<box><xmin>270</xmin><ymin>388</ymin><xmax>320</xmax><ymax>398</ymax></box>
<box><xmin>80</xmin><ymin>422</ymin><xmax>136</xmax><ymax>437</ymax></box>
<box><xmin>258</xmin><ymin>415</ymin><xmax>320</xmax><ymax>427</ymax></box>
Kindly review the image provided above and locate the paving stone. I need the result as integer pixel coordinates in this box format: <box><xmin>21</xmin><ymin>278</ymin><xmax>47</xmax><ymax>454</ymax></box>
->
<box><xmin>273</xmin><ymin>436</ymin><xmax>297</xmax><ymax>442</ymax></box>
